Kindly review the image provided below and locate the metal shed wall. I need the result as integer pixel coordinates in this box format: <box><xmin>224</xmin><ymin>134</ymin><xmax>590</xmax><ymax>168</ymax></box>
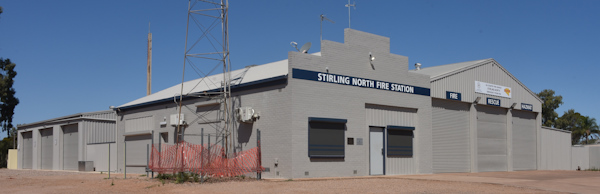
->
<box><xmin>86</xmin><ymin>143</ymin><xmax>117</xmax><ymax>172</ymax></box>
<box><xmin>476</xmin><ymin>105</ymin><xmax>507</xmax><ymax>172</ymax></box>
<box><xmin>429</xmin><ymin>60</ymin><xmax>541</xmax><ymax>112</ymax></box>
<box><xmin>84</xmin><ymin>111</ymin><xmax>117</xmax><ymax>120</ymax></box>
<box><xmin>432</xmin><ymin>99</ymin><xmax>470</xmax><ymax>173</ymax></box>
<box><xmin>539</xmin><ymin>127</ymin><xmax>571</xmax><ymax>170</ymax></box>
<box><xmin>571</xmin><ymin>146</ymin><xmax>589</xmax><ymax>170</ymax></box>
<box><xmin>63</xmin><ymin>124</ymin><xmax>79</xmax><ymax>170</ymax></box>
<box><xmin>86</xmin><ymin>120</ymin><xmax>116</xmax><ymax>144</ymax></box>
<box><xmin>511</xmin><ymin>110</ymin><xmax>537</xmax><ymax>170</ymax></box>
<box><xmin>22</xmin><ymin>132</ymin><xmax>33</xmax><ymax>169</ymax></box>
<box><xmin>588</xmin><ymin>146</ymin><xmax>600</xmax><ymax>169</ymax></box>
<box><xmin>40</xmin><ymin>128</ymin><xmax>54</xmax><ymax>170</ymax></box>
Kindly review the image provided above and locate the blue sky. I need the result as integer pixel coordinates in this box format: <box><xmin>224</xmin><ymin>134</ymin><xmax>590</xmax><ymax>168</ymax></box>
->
<box><xmin>1</xmin><ymin>0</ymin><xmax>599</xmax><ymax>138</ymax></box>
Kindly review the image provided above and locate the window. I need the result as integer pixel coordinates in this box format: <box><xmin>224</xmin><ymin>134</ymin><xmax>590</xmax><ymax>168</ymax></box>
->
<box><xmin>386</xmin><ymin>125</ymin><xmax>414</xmax><ymax>157</ymax></box>
<box><xmin>308</xmin><ymin>117</ymin><xmax>347</xmax><ymax>158</ymax></box>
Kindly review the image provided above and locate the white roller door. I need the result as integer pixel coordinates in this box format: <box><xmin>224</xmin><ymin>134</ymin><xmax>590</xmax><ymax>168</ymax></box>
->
<box><xmin>40</xmin><ymin>128</ymin><xmax>54</xmax><ymax>170</ymax></box>
<box><xmin>63</xmin><ymin>124</ymin><xmax>79</xmax><ymax>170</ymax></box>
<box><xmin>22</xmin><ymin>132</ymin><xmax>33</xmax><ymax>169</ymax></box>
<box><xmin>432</xmin><ymin>99</ymin><xmax>470</xmax><ymax>173</ymax></box>
<box><xmin>477</xmin><ymin>105</ymin><xmax>507</xmax><ymax>172</ymax></box>
<box><xmin>512</xmin><ymin>110</ymin><xmax>537</xmax><ymax>170</ymax></box>
<box><xmin>125</xmin><ymin>134</ymin><xmax>152</xmax><ymax>173</ymax></box>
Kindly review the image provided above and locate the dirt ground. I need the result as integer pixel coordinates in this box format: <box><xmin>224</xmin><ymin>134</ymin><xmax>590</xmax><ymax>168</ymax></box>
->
<box><xmin>0</xmin><ymin>169</ymin><xmax>570</xmax><ymax>194</ymax></box>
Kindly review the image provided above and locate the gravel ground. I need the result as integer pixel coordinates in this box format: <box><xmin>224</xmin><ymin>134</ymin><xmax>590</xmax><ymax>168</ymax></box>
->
<box><xmin>0</xmin><ymin>169</ymin><xmax>564</xmax><ymax>194</ymax></box>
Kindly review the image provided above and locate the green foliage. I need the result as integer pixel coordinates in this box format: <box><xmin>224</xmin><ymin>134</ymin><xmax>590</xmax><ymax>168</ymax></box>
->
<box><xmin>537</xmin><ymin>89</ymin><xmax>563</xmax><ymax>127</ymax></box>
<box><xmin>556</xmin><ymin>109</ymin><xmax>583</xmax><ymax>145</ymax></box>
<box><xmin>175</xmin><ymin>172</ymin><xmax>190</xmax><ymax>184</ymax></box>
<box><xmin>0</xmin><ymin>58</ymin><xmax>19</xmax><ymax>137</ymax></box>
<box><xmin>556</xmin><ymin>109</ymin><xmax>599</xmax><ymax>145</ymax></box>
<box><xmin>192</xmin><ymin>173</ymin><xmax>200</xmax><ymax>182</ymax></box>
<box><xmin>580</xmin><ymin>116</ymin><xmax>599</xmax><ymax>144</ymax></box>
<box><xmin>156</xmin><ymin>173</ymin><xmax>174</xmax><ymax>180</ymax></box>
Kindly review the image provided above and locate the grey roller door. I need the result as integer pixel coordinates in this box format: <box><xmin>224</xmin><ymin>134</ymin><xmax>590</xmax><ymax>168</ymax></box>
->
<box><xmin>40</xmin><ymin>128</ymin><xmax>54</xmax><ymax>170</ymax></box>
<box><xmin>22</xmin><ymin>132</ymin><xmax>33</xmax><ymax>169</ymax></box>
<box><xmin>125</xmin><ymin>134</ymin><xmax>152</xmax><ymax>171</ymax></box>
<box><xmin>512</xmin><ymin>110</ymin><xmax>537</xmax><ymax>170</ymax></box>
<box><xmin>477</xmin><ymin>105</ymin><xmax>507</xmax><ymax>172</ymax></box>
<box><xmin>432</xmin><ymin>99</ymin><xmax>471</xmax><ymax>173</ymax></box>
<box><xmin>63</xmin><ymin>124</ymin><xmax>79</xmax><ymax>170</ymax></box>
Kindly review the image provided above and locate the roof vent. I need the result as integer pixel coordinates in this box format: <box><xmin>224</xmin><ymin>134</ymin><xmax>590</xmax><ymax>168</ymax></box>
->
<box><xmin>415</xmin><ymin>63</ymin><xmax>422</xmax><ymax>70</ymax></box>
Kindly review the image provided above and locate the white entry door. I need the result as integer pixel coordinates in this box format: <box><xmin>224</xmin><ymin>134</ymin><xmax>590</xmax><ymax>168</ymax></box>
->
<box><xmin>370</xmin><ymin>127</ymin><xmax>384</xmax><ymax>175</ymax></box>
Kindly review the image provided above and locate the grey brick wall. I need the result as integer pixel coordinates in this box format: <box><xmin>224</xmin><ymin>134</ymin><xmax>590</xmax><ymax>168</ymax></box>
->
<box><xmin>116</xmin><ymin>83</ymin><xmax>293</xmax><ymax>177</ymax></box>
<box><xmin>117</xmin><ymin>28</ymin><xmax>432</xmax><ymax>178</ymax></box>
<box><xmin>288</xmin><ymin>29</ymin><xmax>432</xmax><ymax>178</ymax></box>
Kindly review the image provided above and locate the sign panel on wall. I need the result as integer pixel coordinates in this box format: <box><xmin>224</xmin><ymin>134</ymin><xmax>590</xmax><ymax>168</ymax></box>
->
<box><xmin>486</xmin><ymin>97</ymin><xmax>501</xmax><ymax>106</ymax></box>
<box><xmin>446</xmin><ymin>91</ymin><xmax>461</xmax><ymax>101</ymax></box>
<box><xmin>521</xmin><ymin>103</ymin><xmax>533</xmax><ymax>111</ymax></box>
<box><xmin>475</xmin><ymin>81</ymin><xmax>512</xmax><ymax>98</ymax></box>
<box><xmin>292</xmin><ymin>68</ymin><xmax>430</xmax><ymax>96</ymax></box>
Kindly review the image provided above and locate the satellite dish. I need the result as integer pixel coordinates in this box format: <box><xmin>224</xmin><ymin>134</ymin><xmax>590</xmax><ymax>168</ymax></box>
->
<box><xmin>299</xmin><ymin>42</ymin><xmax>312</xmax><ymax>53</ymax></box>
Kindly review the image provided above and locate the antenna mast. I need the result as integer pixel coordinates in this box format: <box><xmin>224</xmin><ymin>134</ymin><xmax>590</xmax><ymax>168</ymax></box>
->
<box><xmin>345</xmin><ymin>0</ymin><xmax>356</xmax><ymax>28</ymax></box>
<box><xmin>147</xmin><ymin>22</ymin><xmax>152</xmax><ymax>96</ymax></box>
<box><xmin>320</xmin><ymin>14</ymin><xmax>335</xmax><ymax>42</ymax></box>
<box><xmin>177</xmin><ymin>0</ymin><xmax>233</xmax><ymax>153</ymax></box>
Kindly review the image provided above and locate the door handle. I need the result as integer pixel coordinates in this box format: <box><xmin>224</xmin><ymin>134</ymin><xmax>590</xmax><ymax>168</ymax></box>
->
<box><xmin>381</xmin><ymin>148</ymin><xmax>384</xmax><ymax>155</ymax></box>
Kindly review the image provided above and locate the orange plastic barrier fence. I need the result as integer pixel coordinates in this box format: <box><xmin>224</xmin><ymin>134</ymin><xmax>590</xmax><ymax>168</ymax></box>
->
<box><xmin>148</xmin><ymin>141</ymin><xmax>264</xmax><ymax>177</ymax></box>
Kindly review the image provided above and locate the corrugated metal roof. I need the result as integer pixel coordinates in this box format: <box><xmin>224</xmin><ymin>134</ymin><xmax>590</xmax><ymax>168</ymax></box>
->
<box><xmin>411</xmin><ymin>58</ymin><xmax>492</xmax><ymax>78</ymax></box>
<box><xmin>412</xmin><ymin>58</ymin><xmax>542</xmax><ymax>103</ymax></box>
<box><xmin>17</xmin><ymin>110</ymin><xmax>115</xmax><ymax>129</ymax></box>
<box><xmin>118</xmin><ymin>53</ymin><xmax>321</xmax><ymax>109</ymax></box>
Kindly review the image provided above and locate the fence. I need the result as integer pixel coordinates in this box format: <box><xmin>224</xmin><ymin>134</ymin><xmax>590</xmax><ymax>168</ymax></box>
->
<box><xmin>148</xmin><ymin>141</ymin><xmax>263</xmax><ymax>177</ymax></box>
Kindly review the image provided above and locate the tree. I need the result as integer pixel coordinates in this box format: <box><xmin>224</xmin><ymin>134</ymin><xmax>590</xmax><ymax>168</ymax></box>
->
<box><xmin>580</xmin><ymin>116</ymin><xmax>599</xmax><ymax>144</ymax></box>
<box><xmin>556</xmin><ymin>109</ymin><xmax>583</xmax><ymax>145</ymax></box>
<box><xmin>537</xmin><ymin>89</ymin><xmax>563</xmax><ymax>127</ymax></box>
<box><xmin>555</xmin><ymin>110</ymin><xmax>600</xmax><ymax>145</ymax></box>
<box><xmin>0</xmin><ymin>58</ymin><xmax>19</xmax><ymax>137</ymax></box>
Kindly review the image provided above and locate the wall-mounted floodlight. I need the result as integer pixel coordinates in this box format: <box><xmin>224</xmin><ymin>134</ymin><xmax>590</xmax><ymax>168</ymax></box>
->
<box><xmin>474</xmin><ymin>97</ymin><xmax>481</xmax><ymax>103</ymax></box>
<box><xmin>415</xmin><ymin>63</ymin><xmax>422</xmax><ymax>70</ymax></box>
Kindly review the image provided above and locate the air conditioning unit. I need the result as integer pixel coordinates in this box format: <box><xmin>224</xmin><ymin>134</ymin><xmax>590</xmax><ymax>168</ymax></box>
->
<box><xmin>170</xmin><ymin>114</ymin><xmax>185</xmax><ymax>126</ymax></box>
<box><xmin>237</xmin><ymin>107</ymin><xmax>257</xmax><ymax>123</ymax></box>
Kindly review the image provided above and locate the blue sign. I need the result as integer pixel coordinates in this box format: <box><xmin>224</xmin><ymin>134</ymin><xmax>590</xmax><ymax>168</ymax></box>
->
<box><xmin>446</xmin><ymin>91</ymin><xmax>461</xmax><ymax>101</ymax></box>
<box><xmin>486</xmin><ymin>97</ymin><xmax>501</xmax><ymax>106</ymax></box>
<box><xmin>521</xmin><ymin>103</ymin><xmax>533</xmax><ymax>111</ymax></box>
<box><xmin>292</xmin><ymin>68</ymin><xmax>430</xmax><ymax>96</ymax></box>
